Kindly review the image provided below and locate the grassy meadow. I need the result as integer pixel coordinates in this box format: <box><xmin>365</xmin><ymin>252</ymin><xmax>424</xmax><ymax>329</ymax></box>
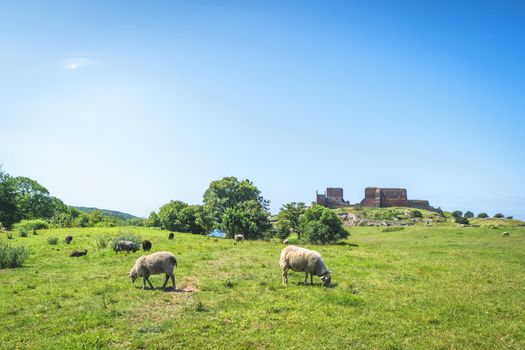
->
<box><xmin>1</xmin><ymin>224</ymin><xmax>525</xmax><ymax>349</ymax></box>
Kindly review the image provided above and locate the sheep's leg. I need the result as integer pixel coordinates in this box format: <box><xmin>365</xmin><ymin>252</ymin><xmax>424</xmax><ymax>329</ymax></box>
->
<box><xmin>147</xmin><ymin>277</ymin><xmax>154</xmax><ymax>289</ymax></box>
<box><xmin>162</xmin><ymin>274</ymin><xmax>169</xmax><ymax>289</ymax></box>
<box><xmin>170</xmin><ymin>274</ymin><xmax>176</xmax><ymax>290</ymax></box>
<box><xmin>304</xmin><ymin>272</ymin><xmax>308</xmax><ymax>285</ymax></box>
<box><xmin>282</xmin><ymin>268</ymin><xmax>288</xmax><ymax>284</ymax></box>
<box><xmin>142</xmin><ymin>277</ymin><xmax>147</xmax><ymax>290</ymax></box>
<box><xmin>310</xmin><ymin>273</ymin><xmax>313</xmax><ymax>286</ymax></box>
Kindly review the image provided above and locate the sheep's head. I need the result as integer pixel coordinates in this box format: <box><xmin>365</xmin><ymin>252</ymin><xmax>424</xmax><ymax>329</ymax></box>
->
<box><xmin>129</xmin><ymin>270</ymin><xmax>138</xmax><ymax>283</ymax></box>
<box><xmin>321</xmin><ymin>273</ymin><xmax>332</xmax><ymax>287</ymax></box>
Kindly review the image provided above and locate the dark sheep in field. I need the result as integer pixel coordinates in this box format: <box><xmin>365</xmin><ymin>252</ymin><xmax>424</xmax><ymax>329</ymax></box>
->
<box><xmin>114</xmin><ymin>240</ymin><xmax>138</xmax><ymax>254</ymax></box>
<box><xmin>65</xmin><ymin>235</ymin><xmax>73</xmax><ymax>244</ymax></box>
<box><xmin>142</xmin><ymin>240</ymin><xmax>152</xmax><ymax>251</ymax></box>
<box><xmin>70</xmin><ymin>249</ymin><xmax>87</xmax><ymax>257</ymax></box>
<box><xmin>168</xmin><ymin>232</ymin><xmax>174</xmax><ymax>240</ymax></box>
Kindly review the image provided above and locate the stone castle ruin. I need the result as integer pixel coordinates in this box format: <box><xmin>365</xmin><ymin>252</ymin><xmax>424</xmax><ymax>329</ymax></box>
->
<box><xmin>315</xmin><ymin>186</ymin><xmax>436</xmax><ymax>212</ymax></box>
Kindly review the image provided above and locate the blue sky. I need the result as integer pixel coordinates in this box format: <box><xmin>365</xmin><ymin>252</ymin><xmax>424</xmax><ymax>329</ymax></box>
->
<box><xmin>1</xmin><ymin>1</ymin><xmax>524</xmax><ymax>218</ymax></box>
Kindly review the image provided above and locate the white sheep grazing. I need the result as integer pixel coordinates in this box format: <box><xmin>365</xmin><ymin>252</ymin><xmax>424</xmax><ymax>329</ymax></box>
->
<box><xmin>129</xmin><ymin>251</ymin><xmax>177</xmax><ymax>290</ymax></box>
<box><xmin>280</xmin><ymin>245</ymin><xmax>332</xmax><ymax>287</ymax></box>
<box><xmin>234</xmin><ymin>234</ymin><xmax>244</xmax><ymax>242</ymax></box>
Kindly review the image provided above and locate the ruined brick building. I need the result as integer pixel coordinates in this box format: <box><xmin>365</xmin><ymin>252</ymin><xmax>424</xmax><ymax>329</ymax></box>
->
<box><xmin>315</xmin><ymin>186</ymin><xmax>436</xmax><ymax>211</ymax></box>
<box><xmin>360</xmin><ymin>187</ymin><xmax>435</xmax><ymax>211</ymax></box>
<box><xmin>315</xmin><ymin>188</ymin><xmax>350</xmax><ymax>208</ymax></box>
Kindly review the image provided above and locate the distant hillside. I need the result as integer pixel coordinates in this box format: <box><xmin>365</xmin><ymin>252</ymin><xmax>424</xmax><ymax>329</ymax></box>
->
<box><xmin>72</xmin><ymin>206</ymin><xmax>137</xmax><ymax>220</ymax></box>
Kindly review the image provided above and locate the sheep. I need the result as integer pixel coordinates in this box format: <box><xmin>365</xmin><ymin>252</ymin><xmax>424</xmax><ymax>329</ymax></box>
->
<box><xmin>142</xmin><ymin>240</ymin><xmax>152</xmax><ymax>251</ymax></box>
<box><xmin>283</xmin><ymin>238</ymin><xmax>289</xmax><ymax>245</ymax></box>
<box><xmin>65</xmin><ymin>235</ymin><xmax>73</xmax><ymax>244</ymax></box>
<box><xmin>168</xmin><ymin>232</ymin><xmax>174</xmax><ymax>240</ymax></box>
<box><xmin>234</xmin><ymin>234</ymin><xmax>244</xmax><ymax>242</ymax></box>
<box><xmin>70</xmin><ymin>249</ymin><xmax>87</xmax><ymax>257</ymax></box>
<box><xmin>129</xmin><ymin>251</ymin><xmax>177</xmax><ymax>290</ymax></box>
<box><xmin>115</xmin><ymin>240</ymin><xmax>138</xmax><ymax>254</ymax></box>
<box><xmin>280</xmin><ymin>245</ymin><xmax>332</xmax><ymax>287</ymax></box>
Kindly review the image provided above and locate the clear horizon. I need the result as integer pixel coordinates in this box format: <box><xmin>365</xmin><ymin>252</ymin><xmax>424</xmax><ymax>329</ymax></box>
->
<box><xmin>1</xmin><ymin>1</ymin><xmax>524</xmax><ymax>219</ymax></box>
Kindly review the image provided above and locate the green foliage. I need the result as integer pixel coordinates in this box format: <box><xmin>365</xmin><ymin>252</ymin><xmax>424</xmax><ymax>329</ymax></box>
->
<box><xmin>494</xmin><ymin>213</ymin><xmax>505</xmax><ymax>218</ymax></box>
<box><xmin>277</xmin><ymin>202</ymin><xmax>306</xmax><ymax>238</ymax></box>
<box><xmin>455</xmin><ymin>216</ymin><xmax>470</xmax><ymax>225</ymax></box>
<box><xmin>203</xmin><ymin>176</ymin><xmax>269</xmax><ymax>224</ymax></box>
<box><xmin>452</xmin><ymin>210</ymin><xmax>463</xmax><ymax>219</ymax></box>
<box><xmin>19</xmin><ymin>229</ymin><xmax>28</xmax><ymax>237</ymax></box>
<box><xmin>6</xmin><ymin>231</ymin><xmax>13</xmax><ymax>239</ymax></box>
<box><xmin>158</xmin><ymin>201</ymin><xmax>211</xmax><ymax>234</ymax></box>
<box><xmin>410</xmin><ymin>210</ymin><xmax>423</xmax><ymax>218</ymax></box>
<box><xmin>13</xmin><ymin>219</ymin><xmax>49</xmax><ymax>232</ymax></box>
<box><xmin>0</xmin><ymin>242</ymin><xmax>29</xmax><ymax>268</ymax></box>
<box><xmin>506</xmin><ymin>216</ymin><xmax>513</xmax><ymax>220</ymax></box>
<box><xmin>382</xmin><ymin>226</ymin><xmax>405</xmax><ymax>232</ymax></box>
<box><xmin>299</xmin><ymin>205</ymin><xmax>348</xmax><ymax>244</ymax></box>
<box><xmin>110</xmin><ymin>232</ymin><xmax>142</xmax><ymax>252</ymax></box>
<box><xmin>274</xmin><ymin>220</ymin><xmax>292</xmax><ymax>240</ymax></box>
<box><xmin>0</xmin><ymin>166</ymin><xmax>20</xmax><ymax>229</ymax></box>
<box><xmin>47</xmin><ymin>236</ymin><xmax>59</xmax><ymax>245</ymax></box>
<box><xmin>219</xmin><ymin>200</ymin><xmax>271</xmax><ymax>239</ymax></box>
<box><xmin>95</xmin><ymin>234</ymin><xmax>111</xmax><ymax>249</ymax></box>
<box><xmin>477</xmin><ymin>212</ymin><xmax>489</xmax><ymax>218</ymax></box>
<box><xmin>146</xmin><ymin>211</ymin><xmax>161</xmax><ymax>227</ymax></box>
<box><xmin>464</xmin><ymin>211</ymin><xmax>474</xmax><ymax>218</ymax></box>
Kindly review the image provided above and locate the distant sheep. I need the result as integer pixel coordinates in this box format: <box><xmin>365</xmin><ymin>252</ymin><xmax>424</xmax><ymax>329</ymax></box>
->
<box><xmin>142</xmin><ymin>240</ymin><xmax>152</xmax><ymax>251</ymax></box>
<box><xmin>168</xmin><ymin>232</ymin><xmax>174</xmax><ymax>240</ymax></box>
<box><xmin>234</xmin><ymin>234</ymin><xmax>244</xmax><ymax>242</ymax></box>
<box><xmin>65</xmin><ymin>235</ymin><xmax>73</xmax><ymax>244</ymax></box>
<box><xmin>283</xmin><ymin>238</ymin><xmax>289</xmax><ymax>245</ymax></box>
<box><xmin>115</xmin><ymin>240</ymin><xmax>138</xmax><ymax>254</ymax></box>
<box><xmin>280</xmin><ymin>245</ymin><xmax>332</xmax><ymax>287</ymax></box>
<box><xmin>502</xmin><ymin>231</ymin><xmax>510</xmax><ymax>237</ymax></box>
<box><xmin>129</xmin><ymin>251</ymin><xmax>177</xmax><ymax>290</ymax></box>
<box><xmin>70</xmin><ymin>249</ymin><xmax>87</xmax><ymax>257</ymax></box>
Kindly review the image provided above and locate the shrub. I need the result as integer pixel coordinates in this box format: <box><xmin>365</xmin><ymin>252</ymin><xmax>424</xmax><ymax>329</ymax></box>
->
<box><xmin>19</xmin><ymin>229</ymin><xmax>28</xmax><ymax>237</ymax></box>
<box><xmin>13</xmin><ymin>219</ymin><xmax>49</xmax><ymax>232</ymax></box>
<box><xmin>0</xmin><ymin>242</ymin><xmax>30</xmax><ymax>268</ymax></box>
<box><xmin>6</xmin><ymin>232</ymin><xmax>13</xmax><ymax>239</ymax></box>
<box><xmin>455</xmin><ymin>217</ymin><xmax>469</xmax><ymax>225</ymax></box>
<box><xmin>410</xmin><ymin>210</ymin><xmax>423</xmax><ymax>219</ymax></box>
<box><xmin>275</xmin><ymin>220</ymin><xmax>292</xmax><ymax>240</ymax></box>
<box><xmin>506</xmin><ymin>216</ymin><xmax>513</xmax><ymax>220</ymax></box>
<box><xmin>464</xmin><ymin>211</ymin><xmax>474</xmax><ymax>218</ymax></box>
<box><xmin>95</xmin><ymin>234</ymin><xmax>111</xmax><ymax>249</ymax></box>
<box><xmin>111</xmin><ymin>232</ymin><xmax>142</xmax><ymax>252</ymax></box>
<box><xmin>494</xmin><ymin>213</ymin><xmax>505</xmax><ymax>219</ymax></box>
<box><xmin>382</xmin><ymin>227</ymin><xmax>405</xmax><ymax>233</ymax></box>
<box><xmin>300</xmin><ymin>205</ymin><xmax>348</xmax><ymax>244</ymax></box>
<box><xmin>47</xmin><ymin>237</ymin><xmax>59</xmax><ymax>245</ymax></box>
<box><xmin>451</xmin><ymin>211</ymin><xmax>463</xmax><ymax>219</ymax></box>
<box><xmin>477</xmin><ymin>212</ymin><xmax>489</xmax><ymax>218</ymax></box>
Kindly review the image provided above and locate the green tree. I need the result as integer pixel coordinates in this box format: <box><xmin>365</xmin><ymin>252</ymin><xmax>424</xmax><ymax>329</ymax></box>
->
<box><xmin>494</xmin><ymin>213</ymin><xmax>505</xmax><ymax>218</ymax></box>
<box><xmin>146</xmin><ymin>211</ymin><xmax>161</xmax><ymax>227</ymax></box>
<box><xmin>464</xmin><ymin>211</ymin><xmax>474</xmax><ymax>218</ymax></box>
<box><xmin>219</xmin><ymin>200</ymin><xmax>271</xmax><ymax>239</ymax></box>
<box><xmin>477</xmin><ymin>212</ymin><xmax>489</xmax><ymax>218</ymax></box>
<box><xmin>278</xmin><ymin>202</ymin><xmax>306</xmax><ymax>238</ymax></box>
<box><xmin>299</xmin><ymin>205</ymin><xmax>348</xmax><ymax>244</ymax></box>
<box><xmin>203</xmin><ymin>176</ymin><xmax>269</xmax><ymax>224</ymax></box>
<box><xmin>179</xmin><ymin>205</ymin><xmax>212</xmax><ymax>234</ymax></box>
<box><xmin>12</xmin><ymin>176</ymin><xmax>56</xmax><ymax>220</ymax></box>
<box><xmin>451</xmin><ymin>210</ymin><xmax>463</xmax><ymax>219</ymax></box>
<box><xmin>274</xmin><ymin>220</ymin><xmax>292</xmax><ymax>240</ymax></box>
<box><xmin>158</xmin><ymin>200</ymin><xmax>188</xmax><ymax>231</ymax></box>
<box><xmin>0</xmin><ymin>167</ymin><xmax>19</xmax><ymax>228</ymax></box>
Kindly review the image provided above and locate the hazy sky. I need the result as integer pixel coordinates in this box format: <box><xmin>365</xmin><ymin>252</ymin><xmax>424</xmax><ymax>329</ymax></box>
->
<box><xmin>1</xmin><ymin>1</ymin><xmax>524</xmax><ymax>218</ymax></box>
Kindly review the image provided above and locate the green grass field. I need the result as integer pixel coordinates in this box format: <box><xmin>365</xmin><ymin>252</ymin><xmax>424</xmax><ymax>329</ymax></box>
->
<box><xmin>1</xmin><ymin>225</ymin><xmax>524</xmax><ymax>349</ymax></box>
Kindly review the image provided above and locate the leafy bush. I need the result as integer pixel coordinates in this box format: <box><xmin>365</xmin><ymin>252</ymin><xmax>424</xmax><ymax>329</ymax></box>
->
<box><xmin>464</xmin><ymin>211</ymin><xmax>474</xmax><ymax>218</ymax></box>
<box><xmin>506</xmin><ymin>216</ymin><xmax>513</xmax><ymax>220</ymax></box>
<box><xmin>19</xmin><ymin>229</ymin><xmax>28</xmax><ymax>237</ymax></box>
<box><xmin>300</xmin><ymin>205</ymin><xmax>348</xmax><ymax>244</ymax></box>
<box><xmin>382</xmin><ymin>227</ymin><xmax>405</xmax><ymax>233</ymax></box>
<box><xmin>410</xmin><ymin>210</ymin><xmax>423</xmax><ymax>219</ymax></box>
<box><xmin>6</xmin><ymin>231</ymin><xmax>13</xmax><ymax>239</ymax></box>
<box><xmin>111</xmin><ymin>232</ymin><xmax>142</xmax><ymax>252</ymax></box>
<box><xmin>0</xmin><ymin>242</ymin><xmax>30</xmax><ymax>268</ymax></box>
<box><xmin>452</xmin><ymin>211</ymin><xmax>463</xmax><ymax>219</ymax></box>
<box><xmin>13</xmin><ymin>219</ymin><xmax>49</xmax><ymax>232</ymax></box>
<box><xmin>477</xmin><ymin>212</ymin><xmax>489</xmax><ymax>218</ymax></box>
<box><xmin>47</xmin><ymin>237</ymin><xmax>59</xmax><ymax>245</ymax></box>
<box><xmin>494</xmin><ymin>213</ymin><xmax>505</xmax><ymax>219</ymax></box>
<box><xmin>95</xmin><ymin>234</ymin><xmax>111</xmax><ymax>249</ymax></box>
<box><xmin>455</xmin><ymin>217</ymin><xmax>469</xmax><ymax>225</ymax></box>
<box><xmin>275</xmin><ymin>220</ymin><xmax>292</xmax><ymax>240</ymax></box>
